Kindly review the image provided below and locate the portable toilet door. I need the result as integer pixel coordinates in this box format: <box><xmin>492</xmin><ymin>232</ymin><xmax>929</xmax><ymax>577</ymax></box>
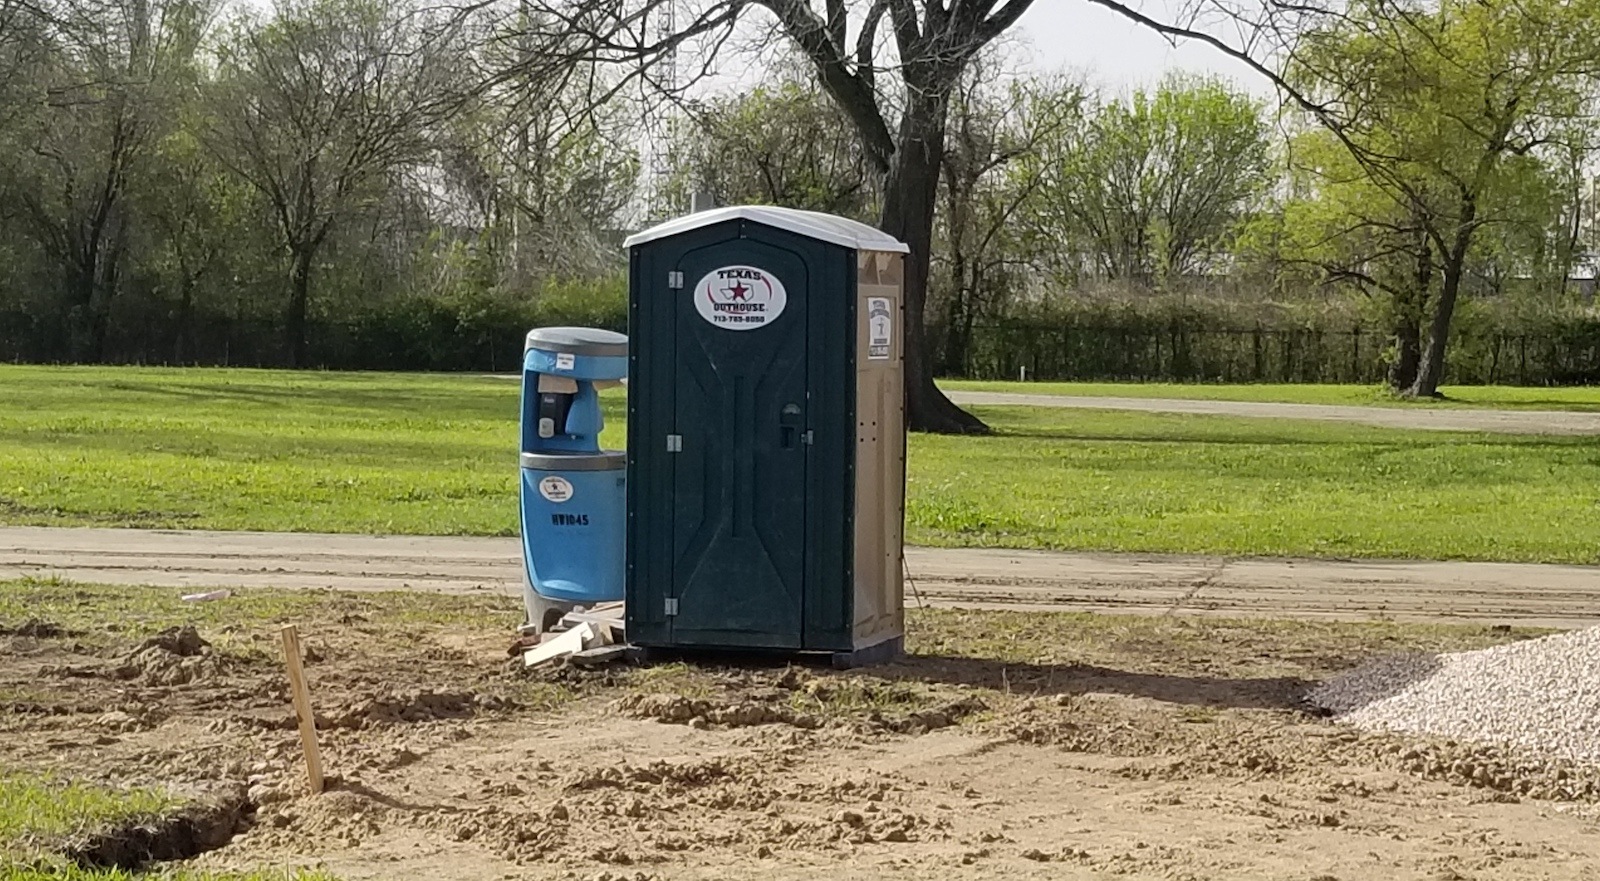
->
<box><xmin>623</xmin><ymin>206</ymin><xmax>909</xmax><ymax>662</ymax></box>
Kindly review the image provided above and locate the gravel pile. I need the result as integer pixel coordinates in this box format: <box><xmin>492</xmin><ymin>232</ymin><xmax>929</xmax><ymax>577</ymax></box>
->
<box><xmin>1308</xmin><ymin>627</ymin><xmax>1600</xmax><ymax>764</ymax></box>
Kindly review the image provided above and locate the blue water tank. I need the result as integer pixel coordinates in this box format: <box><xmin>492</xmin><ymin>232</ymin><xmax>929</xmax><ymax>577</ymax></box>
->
<box><xmin>519</xmin><ymin>451</ymin><xmax>626</xmax><ymax>602</ymax></box>
<box><xmin>519</xmin><ymin>327</ymin><xmax>628</xmax><ymax>618</ymax></box>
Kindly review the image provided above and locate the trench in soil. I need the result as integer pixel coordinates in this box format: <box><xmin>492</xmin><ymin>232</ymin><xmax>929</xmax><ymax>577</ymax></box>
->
<box><xmin>62</xmin><ymin>787</ymin><xmax>252</xmax><ymax>871</ymax></box>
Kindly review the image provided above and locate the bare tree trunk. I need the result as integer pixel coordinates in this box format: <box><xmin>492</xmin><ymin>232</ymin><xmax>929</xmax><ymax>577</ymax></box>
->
<box><xmin>1386</xmin><ymin>230</ymin><xmax>1432</xmax><ymax>393</ymax></box>
<box><xmin>86</xmin><ymin>279</ymin><xmax>113</xmax><ymax>364</ymax></box>
<box><xmin>1388</xmin><ymin>313</ymin><xmax>1421</xmax><ymax>393</ymax></box>
<box><xmin>955</xmin><ymin>267</ymin><xmax>984</xmax><ymax>378</ymax></box>
<box><xmin>1409</xmin><ymin>206</ymin><xmax>1476</xmax><ymax>398</ymax></box>
<box><xmin>87</xmin><ymin>226</ymin><xmax>125</xmax><ymax>363</ymax></box>
<box><xmin>880</xmin><ymin>95</ymin><xmax>987</xmax><ymax>434</ymax></box>
<box><xmin>174</xmin><ymin>275</ymin><xmax>195</xmax><ymax>364</ymax></box>
<box><xmin>939</xmin><ymin>253</ymin><xmax>971</xmax><ymax>375</ymax></box>
<box><xmin>65</xmin><ymin>264</ymin><xmax>98</xmax><ymax>362</ymax></box>
<box><xmin>286</xmin><ymin>247</ymin><xmax>313</xmax><ymax>368</ymax></box>
<box><xmin>1409</xmin><ymin>258</ymin><xmax>1464</xmax><ymax>398</ymax></box>
<box><xmin>63</xmin><ymin>244</ymin><xmax>118</xmax><ymax>364</ymax></box>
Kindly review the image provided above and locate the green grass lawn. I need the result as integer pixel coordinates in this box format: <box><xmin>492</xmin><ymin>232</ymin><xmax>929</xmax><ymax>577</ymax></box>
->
<box><xmin>0</xmin><ymin>772</ymin><xmax>328</xmax><ymax>880</ymax></box>
<box><xmin>941</xmin><ymin>380</ymin><xmax>1600</xmax><ymax>411</ymax></box>
<box><xmin>911</xmin><ymin>406</ymin><xmax>1600</xmax><ymax>563</ymax></box>
<box><xmin>0</xmin><ymin>774</ymin><xmax>177</xmax><ymax>851</ymax></box>
<box><xmin>2</xmin><ymin>366</ymin><xmax>1597</xmax><ymax>563</ymax></box>
<box><xmin>0</xmin><ymin>366</ymin><xmax>562</xmax><ymax>535</ymax></box>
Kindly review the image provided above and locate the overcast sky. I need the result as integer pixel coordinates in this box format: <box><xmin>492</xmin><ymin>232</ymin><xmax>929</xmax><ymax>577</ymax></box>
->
<box><xmin>688</xmin><ymin>0</ymin><xmax>1279</xmax><ymax>101</ymax></box>
<box><xmin>1010</xmin><ymin>1</ymin><xmax>1271</xmax><ymax>93</ymax></box>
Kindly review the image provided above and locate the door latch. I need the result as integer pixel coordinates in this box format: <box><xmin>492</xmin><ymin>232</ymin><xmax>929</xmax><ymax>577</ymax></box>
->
<box><xmin>664</xmin><ymin>597</ymin><xmax>679</xmax><ymax>616</ymax></box>
<box><xmin>667</xmin><ymin>271</ymin><xmax>684</xmax><ymax>289</ymax></box>
<box><xmin>666</xmin><ymin>434</ymin><xmax>682</xmax><ymax>452</ymax></box>
<box><xmin>779</xmin><ymin>403</ymin><xmax>802</xmax><ymax>449</ymax></box>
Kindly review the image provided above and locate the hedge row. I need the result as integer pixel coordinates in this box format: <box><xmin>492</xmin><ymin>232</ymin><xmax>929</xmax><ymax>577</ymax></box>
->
<box><xmin>4</xmin><ymin>284</ymin><xmax>1597</xmax><ymax>386</ymax></box>
<box><xmin>964</xmin><ymin>321</ymin><xmax>1600</xmax><ymax>385</ymax></box>
<box><xmin>962</xmin><ymin>302</ymin><xmax>1600</xmax><ymax>385</ymax></box>
<box><xmin>0</xmin><ymin>278</ymin><xmax>630</xmax><ymax>371</ymax></box>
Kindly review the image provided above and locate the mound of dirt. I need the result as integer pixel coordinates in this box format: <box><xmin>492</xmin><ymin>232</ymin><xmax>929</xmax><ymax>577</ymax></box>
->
<box><xmin>989</xmin><ymin>695</ymin><xmax>1099</xmax><ymax>748</ymax></box>
<box><xmin>248</xmin><ymin>788</ymin><xmax>388</xmax><ymax>851</ymax></box>
<box><xmin>137</xmin><ymin>625</ymin><xmax>210</xmax><ymax>657</ymax></box>
<box><xmin>1</xmin><ymin>618</ymin><xmax>65</xmax><ymax>638</ymax></box>
<box><xmin>612</xmin><ymin>683</ymin><xmax>985</xmax><ymax>736</ymax></box>
<box><xmin>63</xmin><ymin>784</ymin><xmax>248</xmax><ymax>870</ymax></box>
<box><xmin>1386</xmin><ymin>738</ymin><xmax>1600</xmax><ymax>801</ymax></box>
<box><xmin>321</xmin><ymin>690</ymin><xmax>504</xmax><ymax>730</ymax></box>
<box><xmin>560</xmin><ymin>757</ymin><xmax>746</xmax><ymax>794</ymax></box>
<box><xmin>862</xmin><ymin>697</ymin><xmax>988</xmax><ymax>735</ymax></box>
<box><xmin>815</xmin><ymin>805</ymin><xmax>931</xmax><ymax>844</ymax></box>
<box><xmin>94</xmin><ymin>709</ymin><xmax>163</xmax><ymax>733</ymax></box>
<box><xmin>611</xmin><ymin>694</ymin><xmax>822</xmax><ymax>730</ymax></box>
<box><xmin>117</xmin><ymin>626</ymin><xmax>228</xmax><ymax>687</ymax></box>
<box><xmin>483</xmin><ymin>764</ymin><xmax>884</xmax><ymax>861</ymax></box>
<box><xmin>445</xmin><ymin>808</ymin><xmax>566</xmax><ymax>859</ymax></box>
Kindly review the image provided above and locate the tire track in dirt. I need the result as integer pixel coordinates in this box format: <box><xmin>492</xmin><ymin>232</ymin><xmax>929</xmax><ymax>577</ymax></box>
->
<box><xmin>6</xmin><ymin>527</ymin><xmax>1600</xmax><ymax>627</ymax></box>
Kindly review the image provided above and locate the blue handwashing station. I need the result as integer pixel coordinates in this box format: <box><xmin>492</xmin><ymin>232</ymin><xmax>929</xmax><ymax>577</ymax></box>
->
<box><xmin>518</xmin><ymin>327</ymin><xmax>627</xmax><ymax>633</ymax></box>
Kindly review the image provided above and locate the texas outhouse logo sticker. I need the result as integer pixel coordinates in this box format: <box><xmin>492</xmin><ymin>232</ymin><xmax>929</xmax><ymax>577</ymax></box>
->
<box><xmin>538</xmin><ymin>476</ymin><xmax>573</xmax><ymax>503</ymax></box>
<box><xmin>694</xmin><ymin>266</ymin><xmax>787</xmax><ymax>330</ymax></box>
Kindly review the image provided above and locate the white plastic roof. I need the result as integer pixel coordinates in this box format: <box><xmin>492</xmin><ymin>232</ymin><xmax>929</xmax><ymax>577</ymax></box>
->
<box><xmin>623</xmin><ymin>205</ymin><xmax>910</xmax><ymax>254</ymax></box>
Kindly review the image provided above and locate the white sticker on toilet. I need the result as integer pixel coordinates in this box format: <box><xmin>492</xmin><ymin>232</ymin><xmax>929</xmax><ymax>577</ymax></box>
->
<box><xmin>693</xmin><ymin>266</ymin><xmax>787</xmax><ymax>330</ymax></box>
<box><xmin>554</xmin><ymin>353</ymin><xmax>576</xmax><ymax>370</ymax></box>
<box><xmin>538</xmin><ymin>476</ymin><xmax>574</xmax><ymax>503</ymax></box>
<box><xmin>867</xmin><ymin>297</ymin><xmax>892</xmax><ymax>359</ymax></box>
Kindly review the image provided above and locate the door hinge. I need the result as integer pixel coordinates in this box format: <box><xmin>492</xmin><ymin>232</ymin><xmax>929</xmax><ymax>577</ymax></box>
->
<box><xmin>664</xmin><ymin>597</ymin><xmax>679</xmax><ymax>616</ymax></box>
<box><xmin>667</xmin><ymin>271</ymin><xmax>684</xmax><ymax>289</ymax></box>
<box><xmin>803</xmin><ymin>430</ymin><xmax>814</xmax><ymax>446</ymax></box>
<box><xmin>666</xmin><ymin>434</ymin><xmax>683</xmax><ymax>452</ymax></box>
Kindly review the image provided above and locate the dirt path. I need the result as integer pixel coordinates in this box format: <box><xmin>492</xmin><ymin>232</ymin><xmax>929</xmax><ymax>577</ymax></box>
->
<box><xmin>6</xmin><ymin>526</ymin><xmax>1600</xmax><ymax>628</ymax></box>
<box><xmin>945</xmin><ymin>390</ymin><xmax>1600</xmax><ymax>434</ymax></box>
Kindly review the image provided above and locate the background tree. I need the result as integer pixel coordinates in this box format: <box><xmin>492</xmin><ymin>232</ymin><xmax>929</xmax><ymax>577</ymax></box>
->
<box><xmin>666</xmin><ymin>72</ymin><xmax>878</xmax><ymax>218</ymax></box>
<box><xmin>744</xmin><ymin>0</ymin><xmax>1038</xmax><ymax>432</ymax></box>
<box><xmin>0</xmin><ymin>0</ymin><xmax>49</xmax><ymax>126</ymax></box>
<box><xmin>1019</xmin><ymin>74</ymin><xmax>1269</xmax><ymax>288</ymax></box>
<box><xmin>933</xmin><ymin>65</ymin><xmax>1078</xmax><ymax>374</ymax></box>
<box><xmin>139</xmin><ymin>120</ymin><xmax>252</xmax><ymax>362</ymax></box>
<box><xmin>0</xmin><ymin>0</ymin><xmax>1595</xmax><ymax>392</ymax></box>
<box><xmin>505</xmin><ymin>0</ymin><xmax>1061</xmax><ymax>430</ymax></box>
<box><xmin>1270</xmin><ymin>132</ymin><xmax>1437</xmax><ymax>387</ymax></box>
<box><xmin>0</xmin><ymin>0</ymin><xmax>212</xmax><ymax>361</ymax></box>
<box><xmin>206</xmin><ymin>0</ymin><xmax>465</xmax><ymax>366</ymax></box>
<box><xmin>450</xmin><ymin>22</ymin><xmax>640</xmax><ymax>289</ymax></box>
<box><xmin>1277</xmin><ymin>0</ymin><xmax>1600</xmax><ymax>396</ymax></box>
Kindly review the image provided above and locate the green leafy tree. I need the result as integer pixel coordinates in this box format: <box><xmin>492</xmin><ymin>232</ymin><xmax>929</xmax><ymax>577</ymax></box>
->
<box><xmin>0</xmin><ymin>0</ymin><xmax>211</xmax><ymax>360</ymax></box>
<box><xmin>1277</xmin><ymin>0</ymin><xmax>1600</xmax><ymax>396</ymax></box>
<box><xmin>1020</xmin><ymin>74</ymin><xmax>1270</xmax><ymax>288</ymax></box>
<box><xmin>510</xmin><ymin>0</ymin><xmax>1046</xmax><ymax>431</ymax></box>
<box><xmin>206</xmin><ymin>0</ymin><xmax>466</xmax><ymax>366</ymax></box>
<box><xmin>139</xmin><ymin>123</ymin><xmax>255</xmax><ymax>362</ymax></box>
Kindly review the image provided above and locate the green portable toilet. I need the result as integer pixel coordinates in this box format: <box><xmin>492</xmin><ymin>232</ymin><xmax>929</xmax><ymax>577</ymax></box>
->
<box><xmin>622</xmin><ymin>206</ymin><xmax>909</xmax><ymax>667</ymax></box>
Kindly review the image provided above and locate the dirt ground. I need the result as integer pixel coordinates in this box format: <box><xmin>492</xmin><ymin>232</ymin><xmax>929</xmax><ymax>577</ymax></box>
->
<box><xmin>8</xmin><ymin>526</ymin><xmax>1600</xmax><ymax>628</ymax></box>
<box><xmin>7</xmin><ymin>585</ymin><xmax>1600</xmax><ymax>880</ymax></box>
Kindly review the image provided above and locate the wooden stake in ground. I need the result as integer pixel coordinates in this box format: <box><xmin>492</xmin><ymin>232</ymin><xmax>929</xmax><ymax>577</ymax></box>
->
<box><xmin>279</xmin><ymin>624</ymin><xmax>325</xmax><ymax>794</ymax></box>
